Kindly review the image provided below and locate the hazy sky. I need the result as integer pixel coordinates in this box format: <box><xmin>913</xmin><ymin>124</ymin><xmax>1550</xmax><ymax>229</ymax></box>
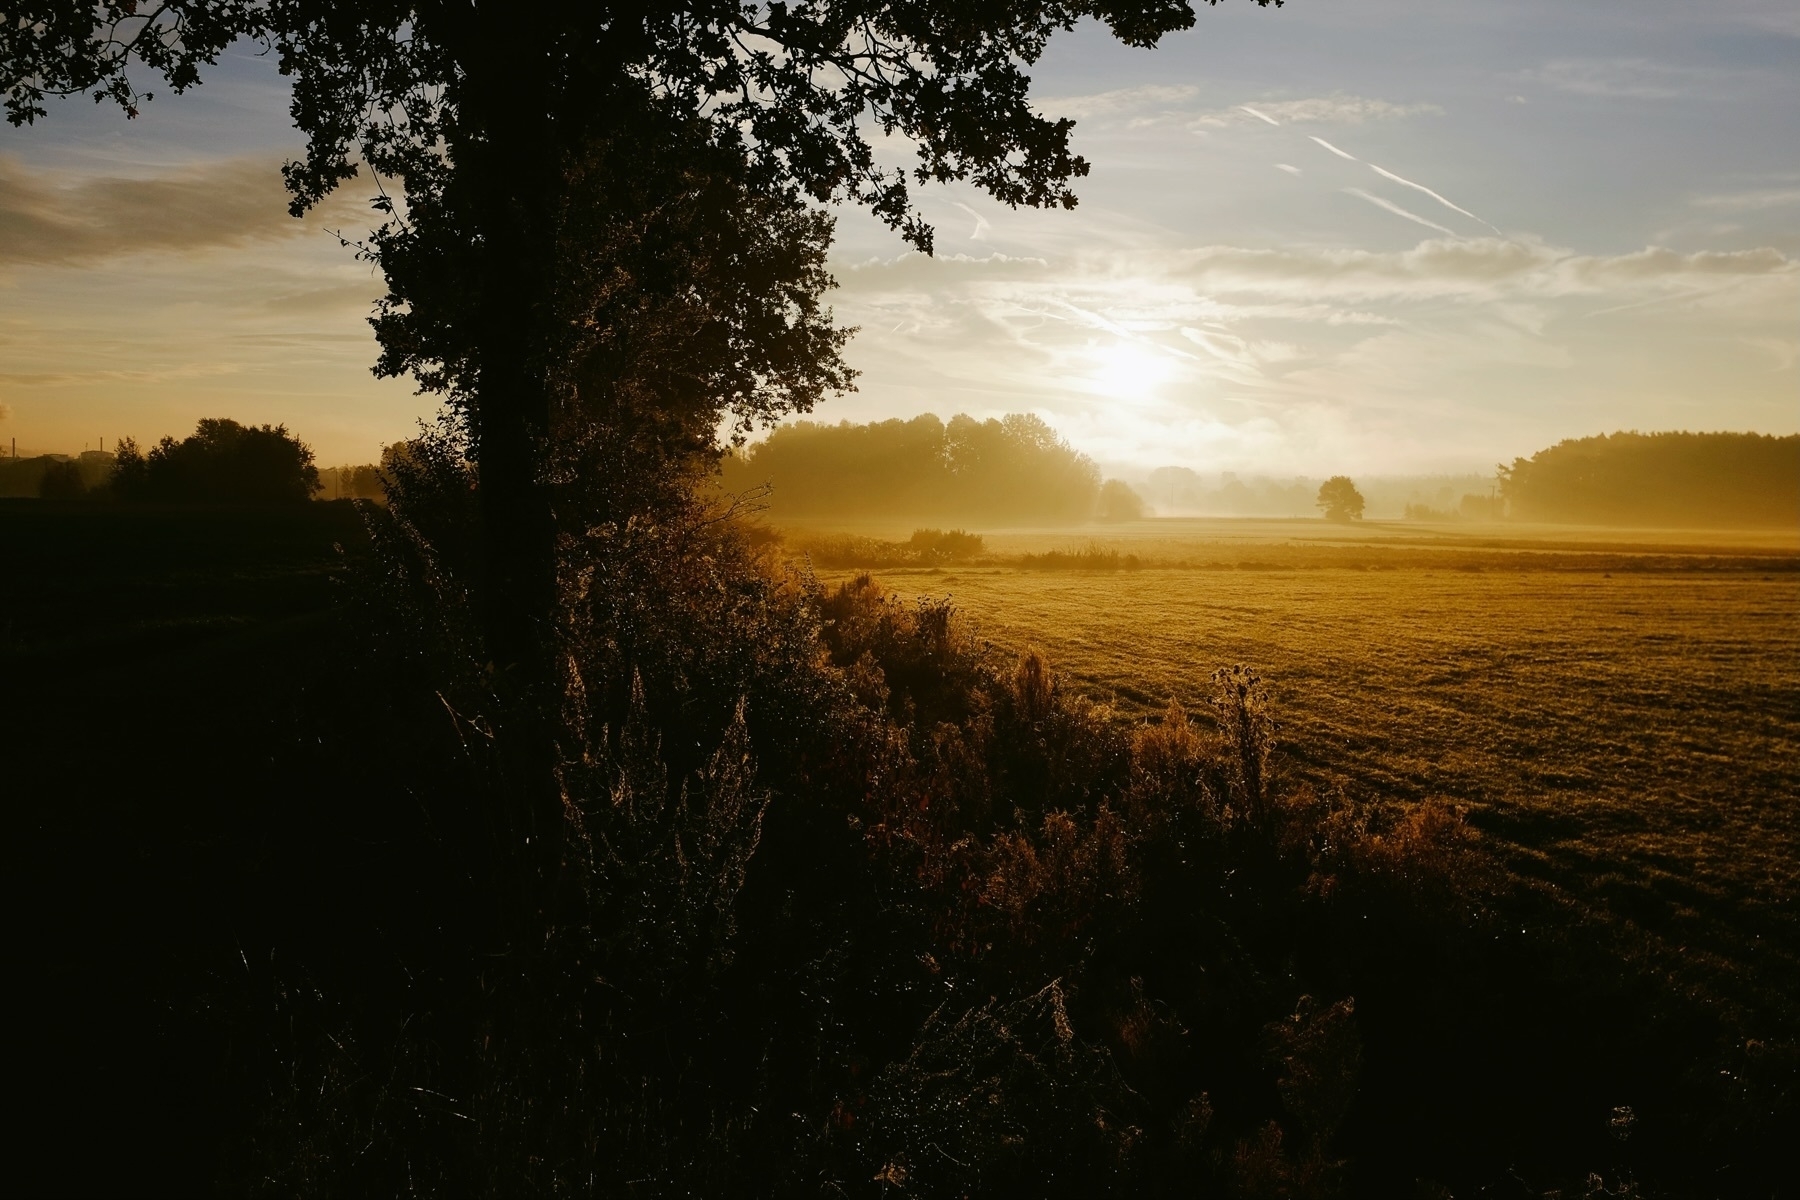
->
<box><xmin>1</xmin><ymin>0</ymin><xmax>1795</xmax><ymax>473</ymax></box>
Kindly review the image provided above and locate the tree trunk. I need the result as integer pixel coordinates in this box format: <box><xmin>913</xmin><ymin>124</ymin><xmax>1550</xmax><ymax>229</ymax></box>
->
<box><xmin>462</xmin><ymin>10</ymin><xmax>565</xmax><ymax>883</ymax></box>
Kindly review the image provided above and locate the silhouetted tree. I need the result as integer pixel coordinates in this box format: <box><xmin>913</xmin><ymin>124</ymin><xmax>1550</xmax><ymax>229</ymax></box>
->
<box><xmin>113</xmin><ymin>418</ymin><xmax>320</xmax><ymax>504</ymax></box>
<box><xmin>109</xmin><ymin>436</ymin><xmax>147</xmax><ymax>496</ymax></box>
<box><xmin>5</xmin><ymin>3</ymin><xmax>1279</xmax><ymax>876</ymax></box>
<box><xmin>37</xmin><ymin>459</ymin><xmax>85</xmax><ymax>499</ymax></box>
<box><xmin>2</xmin><ymin>0</ymin><xmax>1262</xmax><ymax>690</ymax></box>
<box><xmin>1316</xmin><ymin>475</ymin><xmax>1365</xmax><ymax>522</ymax></box>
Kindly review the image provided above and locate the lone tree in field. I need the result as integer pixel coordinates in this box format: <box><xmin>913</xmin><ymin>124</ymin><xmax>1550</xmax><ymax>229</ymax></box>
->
<box><xmin>1317</xmin><ymin>475</ymin><xmax>1365</xmax><ymax>522</ymax></box>
<box><xmin>4</xmin><ymin>0</ymin><xmax>1279</xmax><ymax>853</ymax></box>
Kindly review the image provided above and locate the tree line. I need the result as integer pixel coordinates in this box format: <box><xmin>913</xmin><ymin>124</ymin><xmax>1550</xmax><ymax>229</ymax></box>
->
<box><xmin>2</xmin><ymin>419</ymin><xmax>322</xmax><ymax>504</ymax></box>
<box><xmin>718</xmin><ymin>412</ymin><xmax>1114</xmax><ymax>525</ymax></box>
<box><xmin>1499</xmin><ymin>431</ymin><xmax>1799</xmax><ymax>527</ymax></box>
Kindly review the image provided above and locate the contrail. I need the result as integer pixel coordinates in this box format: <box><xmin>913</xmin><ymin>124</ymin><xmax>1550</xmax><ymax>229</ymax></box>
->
<box><xmin>952</xmin><ymin>201</ymin><xmax>991</xmax><ymax>240</ymax></box>
<box><xmin>1275</xmin><ymin>163</ymin><xmax>1302</xmax><ymax>175</ymax></box>
<box><xmin>1367</xmin><ymin>163</ymin><xmax>1500</xmax><ymax>233</ymax></box>
<box><xmin>1309</xmin><ymin>135</ymin><xmax>1358</xmax><ymax>161</ymax></box>
<box><xmin>1344</xmin><ymin>188</ymin><xmax>1457</xmax><ymax>237</ymax></box>
<box><xmin>1238</xmin><ymin>104</ymin><xmax>1280</xmax><ymax>126</ymax></box>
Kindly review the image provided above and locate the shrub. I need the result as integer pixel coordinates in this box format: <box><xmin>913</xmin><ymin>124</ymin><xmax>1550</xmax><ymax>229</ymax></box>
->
<box><xmin>37</xmin><ymin>459</ymin><xmax>86</xmax><ymax>499</ymax></box>
<box><xmin>908</xmin><ymin>527</ymin><xmax>986</xmax><ymax>561</ymax></box>
<box><xmin>236</xmin><ymin>487</ymin><xmax>1786</xmax><ymax>1198</ymax></box>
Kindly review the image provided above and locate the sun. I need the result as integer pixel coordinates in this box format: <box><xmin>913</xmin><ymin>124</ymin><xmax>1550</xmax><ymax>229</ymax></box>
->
<box><xmin>1084</xmin><ymin>339</ymin><xmax>1174</xmax><ymax>401</ymax></box>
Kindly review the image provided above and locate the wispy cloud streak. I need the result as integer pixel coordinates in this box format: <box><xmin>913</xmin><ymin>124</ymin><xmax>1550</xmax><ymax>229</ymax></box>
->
<box><xmin>1343</xmin><ymin>188</ymin><xmax>1459</xmax><ymax>237</ymax></box>
<box><xmin>1366</xmin><ymin>163</ymin><xmax>1500</xmax><ymax>233</ymax></box>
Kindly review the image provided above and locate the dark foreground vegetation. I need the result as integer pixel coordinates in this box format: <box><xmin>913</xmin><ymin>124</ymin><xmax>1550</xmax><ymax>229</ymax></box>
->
<box><xmin>1</xmin><ymin>418</ymin><xmax>323</xmax><ymax>504</ymax></box>
<box><xmin>9</xmin><ymin>494</ymin><xmax>1794</xmax><ymax>1198</ymax></box>
<box><xmin>6</xmin><ymin>4</ymin><xmax>1792</xmax><ymax>1195</ymax></box>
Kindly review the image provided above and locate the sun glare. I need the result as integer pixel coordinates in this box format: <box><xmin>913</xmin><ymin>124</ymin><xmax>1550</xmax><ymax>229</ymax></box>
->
<box><xmin>1084</xmin><ymin>339</ymin><xmax>1175</xmax><ymax>401</ymax></box>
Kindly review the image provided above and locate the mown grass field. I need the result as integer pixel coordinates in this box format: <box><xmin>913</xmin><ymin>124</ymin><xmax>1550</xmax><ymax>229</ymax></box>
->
<box><xmin>810</xmin><ymin>518</ymin><xmax>1800</xmax><ymax>1027</ymax></box>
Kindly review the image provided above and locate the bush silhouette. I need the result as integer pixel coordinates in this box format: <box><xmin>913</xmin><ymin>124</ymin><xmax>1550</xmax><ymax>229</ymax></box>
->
<box><xmin>37</xmin><ymin>460</ymin><xmax>86</xmax><ymax>499</ymax></box>
<box><xmin>113</xmin><ymin>419</ymin><xmax>320</xmax><ymax>505</ymax></box>
<box><xmin>908</xmin><ymin>528</ymin><xmax>986</xmax><ymax>561</ymax></box>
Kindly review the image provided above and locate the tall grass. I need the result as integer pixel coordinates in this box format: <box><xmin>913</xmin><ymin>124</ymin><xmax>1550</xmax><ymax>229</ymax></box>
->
<box><xmin>224</xmin><ymin>448</ymin><xmax>1792</xmax><ymax>1197</ymax></box>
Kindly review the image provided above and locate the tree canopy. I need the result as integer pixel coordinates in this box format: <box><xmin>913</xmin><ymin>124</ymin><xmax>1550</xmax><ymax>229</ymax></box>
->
<box><xmin>1316</xmin><ymin>475</ymin><xmax>1364</xmax><ymax>522</ymax></box>
<box><xmin>1095</xmin><ymin>477</ymin><xmax>1147</xmax><ymax>522</ymax></box>
<box><xmin>112</xmin><ymin>417</ymin><xmax>321</xmax><ymax>504</ymax></box>
<box><xmin>5</xmin><ymin>4</ymin><xmax>1252</xmax><ymax>249</ymax></box>
<box><xmin>4</xmin><ymin>0</ymin><xmax>1273</xmax><ymax>675</ymax></box>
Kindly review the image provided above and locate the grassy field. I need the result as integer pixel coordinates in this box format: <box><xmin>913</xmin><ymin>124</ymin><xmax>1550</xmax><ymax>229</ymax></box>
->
<box><xmin>7</xmin><ymin>501</ymin><xmax>1794</xmax><ymax>1190</ymax></box>
<box><xmin>809</xmin><ymin>517</ymin><xmax>1800</xmax><ymax>1025</ymax></box>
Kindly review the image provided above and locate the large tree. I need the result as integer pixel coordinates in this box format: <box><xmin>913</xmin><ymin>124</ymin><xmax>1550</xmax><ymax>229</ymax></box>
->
<box><xmin>5</xmin><ymin>0</ymin><xmax>1273</xmax><ymax>852</ymax></box>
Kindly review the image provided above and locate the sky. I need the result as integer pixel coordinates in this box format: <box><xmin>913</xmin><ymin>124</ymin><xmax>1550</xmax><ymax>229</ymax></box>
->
<box><xmin>1</xmin><ymin>0</ymin><xmax>1796</xmax><ymax>475</ymax></box>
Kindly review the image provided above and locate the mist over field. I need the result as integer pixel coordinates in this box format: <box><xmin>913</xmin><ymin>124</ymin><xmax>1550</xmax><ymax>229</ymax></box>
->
<box><xmin>721</xmin><ymin>415</ymin><xmax>1798</xmax><ymax>530</ymax></box>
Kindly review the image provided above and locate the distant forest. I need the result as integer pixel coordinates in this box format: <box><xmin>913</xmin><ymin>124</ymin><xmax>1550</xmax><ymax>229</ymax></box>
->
<box><xmin>719</xmin><ymin>413</ymin><xmax>1103</xmax><ymax>524</ymax></box>
<box><xmin>0</xmin><ymin>419</ymin><xmax>321</xmax><ymax>504</ymax></box>
<box><xmin>1135</xmin><ymin>467</ymin><xmax>1502</xmax><ymax>520</ymax></box>
<box><xmin>0</xmin><ymin>450</ymin><xmax>117</xmax><ymax>498</ymax></box>
<box><xmin>1500</xmin><ymin>431</ymin><xmax>1800</xmax><ymax>528</ymax></box>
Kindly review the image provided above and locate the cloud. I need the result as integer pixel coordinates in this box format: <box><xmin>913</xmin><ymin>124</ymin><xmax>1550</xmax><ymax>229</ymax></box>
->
<box><xmin>0</xmin><ymin>362</ymin><xmax>243</xmax><ymax>388</ymax></box>
<box><xmin>1567</xmin><ymin>244</ymin><xmax>1792</xmax><ymax>284</ymax></box>
<box><xmin>1344</xmin><ymin>188</ymin><xmax>1459</xmax><ymax>237</ymax></box>
<box><xmin>1049</xmin><ymin>90</ymin><xmax>1437</xmax><ymax>132</ymax></box>
<box><xmin>0</xmin><ymin>155</ymin><xmax>329</xmax><ymax>268</ymax></box>
<box><xmin>262</xmin><ymin>282</ymin><xmax>387</xmax><ymax>315</ymax></box>
<box><xmin>1733</xmin><ymin>6</ymin><xmax>1800</xmax><ymax>38</ymax></box>
<box><xmin>0</xmin><ymin>402</ymin><xmax>12</xmax><ymax>422</ymax></box>
<box><xmin>1521</xmin><ymin>59</ymin><xmax>1716</xmax><ymax>100</ymax></box>
<box><xmin>1191</xmin><ymin>95</ymin><xmax>1439</xmax><ymax>128</ymax></box>
<box><xmin>1691</xmin><ymin>187</ymin><xmax>1800</xmax><ymax>212</ymax></box>
<box><xmin>1275</xmin><ymin>164</ymin><xmax>1302</xmax><ymax>176</ymax></box>
<box><xmin>1740</xmin><ymin>336</ymin><xmax>1798</xmax><ymax>371</ymax></box>
<box><xmin>1308</xmin><ymin>136</ymin><xmax>1359</xmax><ymax>161</ymax></box>
<box><xmin>1168</xmin><ymin>239</ymin><xmax>1796</xmax><ymax>301</ymax></box>
<box><xmin>821</xmin><ymin>232</ymin><xmax>1798</xmax><ymax>473</ymax></box>
<box><xmin>1039</xmin><ymin>84</ymin><xmax>1197</xmax><ymax>118</ymax></box>
<box><xmin>839</xmin><ymin>251</ymin><xmax>1051</xmax><ymax>288</ymax></box>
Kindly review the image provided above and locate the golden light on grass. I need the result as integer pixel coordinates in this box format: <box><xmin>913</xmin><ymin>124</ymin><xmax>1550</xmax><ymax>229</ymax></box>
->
<box><xmin>809</xmin><ymin>520</ymin><xmax>1800</xmax><ymax>1013</ymax></box>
